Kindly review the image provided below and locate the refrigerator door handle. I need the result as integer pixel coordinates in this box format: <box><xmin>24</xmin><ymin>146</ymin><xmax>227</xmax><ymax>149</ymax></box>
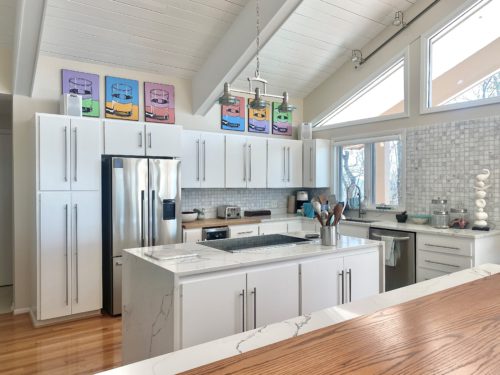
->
<box><xmin>141</xmin><ymin>190</ymin><xmax>145</xmax><ymax>247</ymax></box>
<box><xmin>151</xmin><ymin>190</ymin><xmax>156</xmax><ymax>246</ymax></box>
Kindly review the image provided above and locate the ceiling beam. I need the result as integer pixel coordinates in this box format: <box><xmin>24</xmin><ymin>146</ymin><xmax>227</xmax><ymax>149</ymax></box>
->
<box><xmin>191</xmin><ymin>0</ymin><xmax>303</xmax><ymax>115</ymax></box>
<box><xmin>12</xmin><ymin>0</ymin><xmax>46</xmax><ymax>96</ymax></box>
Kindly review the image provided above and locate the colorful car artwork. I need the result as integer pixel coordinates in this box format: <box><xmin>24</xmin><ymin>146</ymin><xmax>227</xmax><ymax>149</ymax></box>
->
<box><xmin>272</xmin><ymin>102</ymin><xmax>292</xmax><ymax>136</ymax></box>
<box><xmin>221</xmin><ymin>96</ymin><xmax>245</xmax><ymax>131</ymax></box>
<box><xmin>248</xmin><ymin>99</ymin><xmax>269</xmax><ymax>134</ymax></box>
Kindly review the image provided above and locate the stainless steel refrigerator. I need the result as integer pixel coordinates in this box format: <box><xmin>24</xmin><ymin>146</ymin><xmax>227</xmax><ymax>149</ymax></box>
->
<box><xmin>102</xmin><ymin>157</ymin><xmax>181</xmax><ymax>315</ymax></box>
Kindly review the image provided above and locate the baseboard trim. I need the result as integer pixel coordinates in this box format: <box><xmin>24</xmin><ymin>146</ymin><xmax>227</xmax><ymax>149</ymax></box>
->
<box><xmin>13</xmin><ymin>307</ymin><xmax>30</xmax><ymax>315</ymax></box>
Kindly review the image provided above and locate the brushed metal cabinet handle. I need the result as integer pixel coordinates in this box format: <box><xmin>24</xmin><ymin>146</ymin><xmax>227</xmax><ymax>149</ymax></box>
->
<box><xmin>75</xmin><ymin>204</ymin><xmax>79</xmax><ymax>304</ymax></box>
<box><xmin>424</xmin><ymin>259</ymin><xmax>460</xmax><ymax>268</ymax></box>
<box><xmin>287</xmin><ymin>147</ymin><xmax>291</xmax><ymax>182</ymax></box>
<box><xmin>148</xmin><ymin>132</ymin><xmax>152</xmax><ymax>148</ymax></box>
<box><xmin>237</xmin><ymin>231</ymin><xmax>253</xmax><ymax>235</ymax></box>
<box><xmin>196</xmin><ymin>140</ymin><xmax>200</xmax><ymax>181</ymax></box>
<box><xmin>424</xmin><ymin>243</ymin><xmax>460</xmax><ymax>251</ymax></box>
<box><xmin>251</xmin><ymin>287</ymin><xmax>257</xmax><ymax>329</ymax></box>
<box><xmin>65</xmin><ymin>204</ymin><xmax>69</xmax><ymax>306</ymax></box>
<box><xmin>346</xmin><ymin>269</ymin><xmax>352</xmax><ymax>302</ymax></box>
<box><xmin>64</xmin><ymin>126</ymin><xmax>68</xmax><ymax>182</ymax></box>
<box><xmin>248</xmin><ymin>144</ymin><xmax>252</xmax><ymax>182</ymax></box>
<box><xmin>339</xmin><ymin>270</ymin><xmax>344</xmax><ymax>304</ymax></box>
<box><xmin>309</xmin><ymin>147</ymin><xmax>313</xmax><ymax>182</ymax></box>
<box><xmin>74</xmin><ymin>128</ymin><xmax>78</xmax><ymax>182</ymax></box>
<box><xmin>139</xmin><ymin>132</ymin><xmax>143</xmax><ymax>148</ymax></box>
<box><xmin>202</xmin><ymin>140</ymin><xmax>206</xmax><ymax>181</ymax></box>
<box><xmin>240</xmin><ymin>289</ymin><xmax>245</xmax><ymax>332</ymax></box>
<box><xmin>282</xmin><ymin>146</ymin><xmax>286</xmax><ymax>182</ymax></box>
<box><xmin>243</xmin><ymin>143</ymin><xmax>247</xmax><ymax>182</ymax></box>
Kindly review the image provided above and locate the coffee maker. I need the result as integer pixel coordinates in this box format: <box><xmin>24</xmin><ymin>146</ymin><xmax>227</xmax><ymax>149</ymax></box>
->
<box><xmin>296</xmin><ymin>191</ymin><xmax>309</xmax><ymax>211</ymax></box>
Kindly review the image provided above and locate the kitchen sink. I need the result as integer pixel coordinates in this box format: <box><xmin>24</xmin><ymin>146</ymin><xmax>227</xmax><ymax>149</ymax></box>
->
<box><xmin>343</xmin><ymin>218</ymin><xmax>376</xmax><ymax>224</ymax></box>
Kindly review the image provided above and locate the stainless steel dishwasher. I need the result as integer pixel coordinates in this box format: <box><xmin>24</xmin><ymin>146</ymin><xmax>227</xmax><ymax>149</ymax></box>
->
<box><xmin>369</xmin><ymin>227</ymin><xmax>416</xmax><ymax>291</ymax></box>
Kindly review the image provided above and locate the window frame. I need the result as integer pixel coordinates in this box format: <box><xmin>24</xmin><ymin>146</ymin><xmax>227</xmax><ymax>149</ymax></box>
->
<box><xmin>314</xmin><ymin>49</ymin><xmax>409</xmax><ymax>131</ymax></box>
<box><xmin>332</xmin><ymin>131</ymin><xmax>406</xmax><ymax>212</ymax></box>
<box><xmin>420</xmin><ymin>0</ymin><xmax>500</xmax><ymax>114</ymax></box>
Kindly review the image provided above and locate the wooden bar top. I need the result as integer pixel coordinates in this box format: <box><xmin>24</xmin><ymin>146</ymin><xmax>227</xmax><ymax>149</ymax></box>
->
<box><xmin>182</xmin><ymin>217</ymin><xmax>264</xmax><ymax>229</ymax></box>
<box><xmin>182</xmin><ymin>273</ymin><xmax>500</xmax><ymax>374</ymax></box>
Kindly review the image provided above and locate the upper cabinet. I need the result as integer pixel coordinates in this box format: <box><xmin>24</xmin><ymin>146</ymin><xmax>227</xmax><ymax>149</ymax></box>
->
<box><xmin>181</xmin><ymin>130</ymin><xmax>225</xmax><ymax>188</ymax></box>
<box><xmin>38</xmin><ymin>114</ymin><xmax>101</xmax><ymax>191</ymax></box>
<box><xmin>225</xmin><ymin>135</ymin><xmax>267</xmax><ymax>188</ymax></box>
<box><xmin>103</xmin><ymin>120</ymin><xmax>182</xmax><ymax>158</ymax></box>
<box><xmin>267</xmin><ymin>139</ymin><xmax>302</xmax><ymax>188</ymax></box>
<box><xmin>303</xmin><ymin>139</ymin><xmax>330</xmax><ymax>188</ymax></box>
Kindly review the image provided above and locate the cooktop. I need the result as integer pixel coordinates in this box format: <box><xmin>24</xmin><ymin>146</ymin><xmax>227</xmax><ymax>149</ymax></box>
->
<box><xmin>199</xmin><ymin>234</ymin><xmax>311</xmax><ymax>253</ymax></box>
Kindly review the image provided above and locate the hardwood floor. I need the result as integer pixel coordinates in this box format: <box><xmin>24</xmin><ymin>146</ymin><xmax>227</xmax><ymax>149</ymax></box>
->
<box><xmin>0</xmin><ymin>312</ymin><xmax>122</xmax><ymax>375</ymax></box>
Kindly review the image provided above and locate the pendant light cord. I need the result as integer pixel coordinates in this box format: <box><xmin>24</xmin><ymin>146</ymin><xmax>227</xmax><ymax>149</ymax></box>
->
<box><xmin>255</xmin><ymin>0</ymin><xmax>260</xmax><ymax>78</ymax></box>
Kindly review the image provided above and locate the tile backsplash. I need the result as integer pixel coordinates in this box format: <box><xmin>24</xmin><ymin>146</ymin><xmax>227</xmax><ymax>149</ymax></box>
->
<box><xmin>182</xmin><ymin>188</ymin><xmax>329</xmax><ymax>218</ymax></box>
<box><xmin>406</xmin><ymin>115</ymin><xmax>500</xmax><ymax>226</ymax></box>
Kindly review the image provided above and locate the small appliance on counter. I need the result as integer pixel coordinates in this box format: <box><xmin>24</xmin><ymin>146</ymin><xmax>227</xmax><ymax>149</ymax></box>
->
<box><xmin>217</xmin><ymin>205</ymin><xmax>241</xmax><ymax>219</ymax></box>
<box><xmin>202</xmin><ymin>227</ymin><xmax>229</xmax><ymax>241</ymax></box>
<box><xmin>430</xmin><ymin>197</ymin><xmax>449</xmax><ymax>229</ymax></box>
<box><xmin>296</xmin><ymin>191</ymin><xmax>309</xmax><ymax>212</ymax></box>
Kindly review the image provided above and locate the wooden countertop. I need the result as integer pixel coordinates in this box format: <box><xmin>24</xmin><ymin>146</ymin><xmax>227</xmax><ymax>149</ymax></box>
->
<box><xmin>182</xmin><ymin>273</ymin><xmax>500</xmax><ymax>374</ymax></box>
<box><xmin>182</xmin><ymin>217</ymin><xmax>263</xmax><ymax>229</ymax></box>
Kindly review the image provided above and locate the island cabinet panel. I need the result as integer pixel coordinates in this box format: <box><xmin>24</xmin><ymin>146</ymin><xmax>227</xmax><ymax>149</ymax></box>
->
<box><xmin>259</xmin><ymin>222</ymin><xmax>288</xmax><ymax>235</ymax></box>
<box><xmin>181</xmin><ymin>273</ymin><xmax>246</xmax><ymax>349</ymax></box>
<box><xmin>247</xmin><ymin>264</ymin><xmax>299</xmax><ymax>329</ymax></box>
<box><xmin>300</xmin><ymin>257</ymin><xmax>344</xmax><ymax>315</ymax></box>
<box><xmin>343</xmin><ymin>251</ymin><xmax>379</xmax><ymax>302</ymax></box>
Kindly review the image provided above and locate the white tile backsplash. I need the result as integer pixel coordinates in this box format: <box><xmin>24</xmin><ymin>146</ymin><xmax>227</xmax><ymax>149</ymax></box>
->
<box><xmin>406</xmin><ymin>115</ymin><xmax>500</xmax><ymax>226</ymax></box>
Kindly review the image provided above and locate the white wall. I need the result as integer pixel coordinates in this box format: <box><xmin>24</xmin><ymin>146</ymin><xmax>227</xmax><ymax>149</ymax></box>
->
<box><xmin>305</xmin><ymin>0</ymin><xmax>500</xmax><ymax>140</ymax></box>
<box><xmin>0</xmin><ymin>131</ymin><xmax>13</xmax><ymax>287</ymax></box>
<box><xmin>11</xmin><ymin>54</ymin><xmax>304</xmax><ymax>310</ymax></box>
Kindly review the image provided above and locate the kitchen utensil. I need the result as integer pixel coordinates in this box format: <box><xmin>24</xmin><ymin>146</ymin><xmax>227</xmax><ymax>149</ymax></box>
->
<box><xmin>320</xmin><ymin>226</ymin><xmax>336</xmax><ymax>246</ymax></box>
<box><xmin>396</xmin><ymin>211</ymin><xmax>408</xmax><ymax>223</ymax></box>
<box><xmin>182</xmin><ymin>211</ymin><xmax>198</xmax><ymax>222</ymax></box>
<box><xmin>333</xmin><ymin>203</ymin><xmax>344</xmax><ymax>226</ymax></box>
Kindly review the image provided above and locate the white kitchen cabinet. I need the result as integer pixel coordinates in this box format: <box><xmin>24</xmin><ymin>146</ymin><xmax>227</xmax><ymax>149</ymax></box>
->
<box><xmin>145</xmin><ymin>123</ymin><xmax>182</xmax><ymax>158</ymax></box>
<box><xmin>301</xmin><ymin>220</ymin><xmax>318</xmax><ymax>232</ymax></box>
<box><xmin>104</xmin><ymin>120</ymin><xmax>145</xmax><ymax>156</ymax></box>
<box><xmin>300</xmin><ymin>256</ymin><xmax>344</xmax><ymax>314</ymax></box>
<box><xmin>287</xmin><ymin>220</ymin><xmax>303</xmax><ymax>233</ymax></box>
<box><xmin>229</xmin><ymin>224</ymin><xmax>259</xmax><ymax>238</ymax></box>
<box><xmin>225</xmin><ymin>135</ymin><xmax>267</xmax><ymax>189</ymax></box>
<box><xmin>181</xmin><ymin>273</ymin><xmax>246</xmax><ymax>348</ymax></box>
<box><xmin>183</xmin><ymin>228</ymin><xmax>202</xmax><ymax>243</ymax></box>
<box><xmin>71</xmin><ymin>191</ymin><xmax>102</xmax><ymax>314</ymax></box>
<box><xmin>259</xmin><ymin>222</ymin><xmax>288</xmax><ymax>235</ymax></box>
<box><xmin>38</xmin><ymin>114</ymin><xmax>101</xmax><ymax>191</ymax></box>
<box><xmin>247</xmin><ymin>264</ymin><xmax>299</xmax><ymax>329</ymax></box>
<box><xmin>338</xmin><ymin>222</ymin><xmax>370</xmax><ymax>239</ymax></box>
<box><xmin>38</xmin><ymin>191</ymin><xmax>102</xmax><ymax>320</ymax></box>
<box><xmin>343</xmin><ymin>251</ymin><xmax>379</xmax><ymax>302</ymax></box>
<box><xmin>303</xmin><ymin>139</ymin><xmax>330</xmax><ymax>188</ymax></box>
<box><xmin>181</xmin><ymin>130</ymin><xmax>225</xmax><ymax>188</ymax></box>
<box><xmin>39</xmin><ymin>192</ymin><xmax>72</xmax><ymax>320</ymax></box>
<box><xmin>267</xmin><ymin>139</ymin><xmax>302</xmax><ymax>188</ymax></box>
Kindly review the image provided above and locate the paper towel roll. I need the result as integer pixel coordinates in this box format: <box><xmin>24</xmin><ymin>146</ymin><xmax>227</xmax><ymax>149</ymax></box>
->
<box><xmin>287</xmin><ymin>195</ymin><xmax>296</xmax><ymax>214</ymax></box>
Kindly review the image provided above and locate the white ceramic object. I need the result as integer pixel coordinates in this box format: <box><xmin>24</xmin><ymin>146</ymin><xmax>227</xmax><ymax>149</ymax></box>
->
<box><xmin>475</xmin><ymin>191</ymin><xmax>487</xmax><ymax>199</ymax></box>
<box><xmin>473</xmin><ymin>169</ymin><xmax>491</xmax><ymax>228</ymax></box>
<box><xmin>475</xmin><ymin>181</ymin><xmax>485</xmax><ymax>188</ymax></box>
<box><xmin>475</xmin><ymin>199</ymin><xmax>486</xmax><ymax>209</ymax></box>
<box><xmin>476</xmin><ymin>169</ymin><xmax>490</xmax><ymax>181</ymax></box>
<box><xmin>182</xmin><ymin>211</ymin><xmax>198</xmax><ymax>222</ymax></box>
<box><xmin>475</xmin><ymin>211</ymin><xmax>488</xmax><ymax>220</ymax></box>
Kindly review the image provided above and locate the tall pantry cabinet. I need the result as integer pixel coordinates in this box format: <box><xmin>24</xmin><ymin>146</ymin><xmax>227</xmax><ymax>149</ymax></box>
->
<box><xmin>35</xmin><ymin>114</ymin><xmax>102</xmax><ymax>322</ymax></box>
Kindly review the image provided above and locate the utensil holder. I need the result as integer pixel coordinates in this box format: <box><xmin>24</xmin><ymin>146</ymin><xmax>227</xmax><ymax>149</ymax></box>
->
<box><xmin>320</xmin><ymin>226</ymin><xmax>336</xmax><ymax>246</ymax></box>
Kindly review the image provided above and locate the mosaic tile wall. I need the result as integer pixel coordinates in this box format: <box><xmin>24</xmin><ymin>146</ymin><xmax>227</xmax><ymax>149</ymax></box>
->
<box><xmin>406</xmin><ymin>116</ymin><xmax>500</xmax><ymax>226</ymax></box>
<box><xmin>182</xmin><ymin>188</ymin><xmax>330</xmax><ymax>218</ymax></box>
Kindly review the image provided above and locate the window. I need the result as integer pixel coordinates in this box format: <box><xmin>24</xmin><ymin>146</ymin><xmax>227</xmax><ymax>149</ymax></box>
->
<box><xmin>337</xmin><ymin>137</ymin><xmax>403</xmax><ymax>210</ymax></box>
<box><xmin>316</xmin><ymin>56</ymin><xmax>406</xmax><ymax>128</ymax></box>
<box><xmin>424</xmin><ymin>0</ymin><xmax>500</xmax><ymax>110</ymax></box>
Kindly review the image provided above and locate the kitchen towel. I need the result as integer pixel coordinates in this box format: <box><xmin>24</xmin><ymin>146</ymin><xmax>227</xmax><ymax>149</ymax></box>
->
<box><xmin>381</xmin><ymin>235</ymin><xmax>400</xmax><ymax>267</ymax></box>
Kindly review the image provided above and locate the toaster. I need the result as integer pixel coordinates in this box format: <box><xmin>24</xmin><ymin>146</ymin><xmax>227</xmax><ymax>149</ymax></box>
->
<box><xmin>217</xmin><ymin>205</ymin><xmax>241</xmax><ymax>219</ymax></box>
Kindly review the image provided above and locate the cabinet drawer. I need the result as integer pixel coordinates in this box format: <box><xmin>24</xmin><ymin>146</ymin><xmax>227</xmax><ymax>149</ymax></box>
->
<box><xmin>417</xmin><ymin>250</ymin><xmax>473</xmax><ymax>273</ymax></box>
<box><xmin>229</xmin><ymin>224</ymin><xmax>259</xmax><ymax>238</ymax></box>
<box><xmin>417</xmin><ymin>234</ymin><xmax>473</xmax><ymax>257</ymax></box>
<box><xmin>416</xmin><ymin>267</ymin><xmax>448</xmax><ymax>282</ymax></box>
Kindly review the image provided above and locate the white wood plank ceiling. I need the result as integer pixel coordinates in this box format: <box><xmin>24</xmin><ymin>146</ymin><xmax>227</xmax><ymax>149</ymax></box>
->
<box><xmin>39</xmin><ymin>0</ymin><xmax>417</xmax><ymax>98</ymax></box>
<box><xmin>0</xmin><ymin>0</ymin><xmax>16</xmax><ymax>50</ymax></box>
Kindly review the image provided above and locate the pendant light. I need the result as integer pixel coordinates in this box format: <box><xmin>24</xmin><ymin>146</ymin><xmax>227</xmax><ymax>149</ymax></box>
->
<box><xmin>218</xmin><ymin>0</ymin><xmax>295</xmax><ymax>113</ymax></box>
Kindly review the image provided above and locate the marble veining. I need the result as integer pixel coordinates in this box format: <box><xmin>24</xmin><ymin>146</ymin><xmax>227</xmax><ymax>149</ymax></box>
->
<box><xmin>102</xmin><ymin>264</ymin><xmax>500</xmax><ymax>375</ymax></box>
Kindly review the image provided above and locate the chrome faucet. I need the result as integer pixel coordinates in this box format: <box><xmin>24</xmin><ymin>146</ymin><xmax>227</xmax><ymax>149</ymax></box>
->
<box><xmin>346</xmin><ymin>183</ymin><xmax>366</xmax><ymax>219</ymax></box>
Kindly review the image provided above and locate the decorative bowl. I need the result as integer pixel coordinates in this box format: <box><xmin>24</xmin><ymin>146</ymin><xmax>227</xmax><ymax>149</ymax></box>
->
<box><xmin>409</xmin><ymin>215</ymin><xmax>430</xmax><ymax>225</ymax></box>
<box><xmin>182</xmin><ymin>211</ymin><xmax>198</xmax><ymax>222</ymax></box>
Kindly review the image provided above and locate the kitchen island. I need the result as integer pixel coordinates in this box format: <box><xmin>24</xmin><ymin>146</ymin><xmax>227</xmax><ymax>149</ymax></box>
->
<box><xmin>104</xmin><ymin>263</ymin><xmax>500</xmax><ymax>374</ymax></box>
<box><xmin>120</xmin><ymin>233</ymin><xmax>384</xmax><ymax>364</ymax></box>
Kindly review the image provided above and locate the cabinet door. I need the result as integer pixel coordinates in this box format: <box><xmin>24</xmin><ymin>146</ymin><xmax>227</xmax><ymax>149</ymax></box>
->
<box><xmin>225</xmin><ymin>135</ymin><xmax>247</xmax><ymax>188</ymax></box>
<box><xmin>181</xmin><ymin>273</ymin><xmax>246</xmax><ymax>348</ymax></box>
<box><xmin>301</xmin><ymin>256</ymin><xmax>344</xmax><ymax>314</ymax></box>
<box><xmin>247</xmin><ymin>137</ymin><xmax>267</xmax><ymax>188</ymax></box>
<box><xmin>181</xmin><ymin>130</ymin><xmax>201</xmax><ymax>188</ymax></box>
<box><xmin>39</xmin><ymin>192</ymin><xmax>72</xmax><ymax>319</ymax></box>
<box><xmin>183</xmin><ymin>228</ymin><xmax>202</xmax><ymax>243</ymax></box>
<box><xmin>201</xmin><ymin>132</ymin><xmax>225</xmax><ymax>188</ymax></box>
<box><xmin>38</xmin><ymin>115</ymin><xmax>71</xmax><ymax>191</ymax></box>
<box><xmin>343</xmin><ymin>250</ymin><xmax>379</xmax><ymax>303</ymax></box>
<box><xmin>287</xmin><ymin>220</ymin><xmax>302</xmax><ymax>233</ymax></box>
<box><xmin>70</xmin><ymin>118</ymin><xmax>101</xmax><ymax>191</ymax></box>
<box><xmin>267</xmin><ymin>139</ymin><xmax>286</xmax><ymax>188</ymax></box>
<box><xmin>71</xmin><ymin>191</ymin><xmax>102</xmax><ymax>314</ymax></box>
<box><xmin>145</xmin><ymin>123</ymin><xmax>182</xmax><ymax>158</ymax></box>
<box><xmin>229</xmin><ymin>224</ymin><xmax>259</xmax><ymax>238</ymax></box>
<box><xmin>302</xmin><ymin>141</ymin><xmax>314</xmax><ymax>188</ymax></box>
<box><xmin>287</xmin><ymin>140</ymin><xmax>303</xmax><ymax>188</ymax></box>
<box><xmin>104</xmin><ymin>120</ymin><xmax>145</xmax><ymax>156</ymax></box>
<box><xmin>247</xmin><ymin>264</ymin><xmax>299</xmax><ymax>329</ymax></box>
<box><xmin>259</xmin><ymin>222</ymin><xmax>287</xmax><ymax>235</ymax></box>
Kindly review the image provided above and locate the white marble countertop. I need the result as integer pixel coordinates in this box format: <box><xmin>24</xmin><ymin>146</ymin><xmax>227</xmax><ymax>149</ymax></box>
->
<box><xmin>101</xmin><ymin>263</ymin><xmax>500</xmax><ymax>375</ymax></box>
<box><xmin>124</xmin><ymin>232</ymin><xmax>381</xmax><ymax>277</ymax></box>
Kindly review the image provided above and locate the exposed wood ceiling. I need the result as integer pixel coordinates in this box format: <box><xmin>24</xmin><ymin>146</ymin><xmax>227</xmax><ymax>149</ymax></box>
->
<box><xmin>38</xmin><ymin>0</ymin><xmax>418</xmax><ymax>99</ymax></box>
